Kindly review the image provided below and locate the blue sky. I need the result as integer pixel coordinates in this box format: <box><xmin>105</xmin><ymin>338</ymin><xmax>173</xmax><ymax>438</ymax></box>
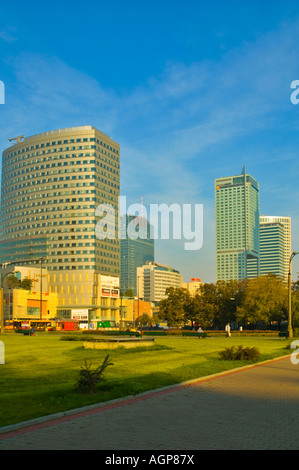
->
<box><xmin>0</xmin><ymin>0</ymin><xmax>299</xmax><ymax>282</ymax></box>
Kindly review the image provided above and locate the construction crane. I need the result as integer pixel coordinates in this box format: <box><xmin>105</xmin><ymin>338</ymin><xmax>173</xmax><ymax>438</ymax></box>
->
<box><xmin>8</xmin><ymin>136</ymin><xmax>24</xmax><ymax>144</ymax></box>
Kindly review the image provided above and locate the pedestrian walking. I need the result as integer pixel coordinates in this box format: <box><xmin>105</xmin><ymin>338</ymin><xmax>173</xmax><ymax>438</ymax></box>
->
<box><xmin>225</xmin><ymin>323</ymin><xmax>232</xmax><ymax>338</ymax></box>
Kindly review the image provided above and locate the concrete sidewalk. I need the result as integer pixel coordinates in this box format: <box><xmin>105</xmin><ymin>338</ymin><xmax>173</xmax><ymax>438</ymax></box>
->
<box><xmin>0</xmin><ymin>355</ymin><xmax>298</xmax><ymax>450</ymax></box>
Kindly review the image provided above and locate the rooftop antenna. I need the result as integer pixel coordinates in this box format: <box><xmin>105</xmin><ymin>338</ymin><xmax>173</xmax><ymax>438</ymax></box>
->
<box><xmin>9</xmin><ymin>136</ymin><xmax>24</xmax><ymax>144</ymax></box>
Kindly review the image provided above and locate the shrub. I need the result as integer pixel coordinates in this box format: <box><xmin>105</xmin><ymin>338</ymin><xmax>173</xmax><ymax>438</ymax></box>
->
<box><xmin>218</xmin><ymin>345</ymin><xmax>260</xmax><ymax>361</ymax></box>
<box><xmin>76</xmin><ymin>355</ymin><xmax>114</xmax><ymax>394</ymax></box>
<box><xmin>61</xmin><ymin>335</ymin><xmax>81</xmax><ymax>341</ymax></box>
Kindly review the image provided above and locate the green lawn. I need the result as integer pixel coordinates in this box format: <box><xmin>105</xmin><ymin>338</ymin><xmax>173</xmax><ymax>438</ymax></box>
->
<box><xmin>0</xmin><ymin>332</ymin><xmax>291</xmax><ymax>428</ymax></box>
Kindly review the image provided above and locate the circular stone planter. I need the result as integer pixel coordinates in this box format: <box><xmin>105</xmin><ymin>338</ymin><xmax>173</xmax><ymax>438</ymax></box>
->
<box><xmin>84</xmin><ymin>337</ymin><xmax>155</xmax><ymax>349</ymax></box>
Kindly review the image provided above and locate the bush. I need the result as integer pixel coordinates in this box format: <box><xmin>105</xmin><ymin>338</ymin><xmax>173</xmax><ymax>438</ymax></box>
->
<box><xmin>60</xmin><ymin>334</ymin><xmax>81</xmax><ymax>341</ymax></box>
<box><xmin>218</xmin><ymin>345</ymin><xmax>260</xmax><ymax>361</ymax></box>
<box><xmin>76</xmin><ymin>355</ymin><xmax>114</xmax><ymax>394</ymax></box>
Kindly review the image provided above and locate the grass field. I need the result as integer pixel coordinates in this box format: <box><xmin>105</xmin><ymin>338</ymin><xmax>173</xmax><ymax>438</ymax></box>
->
<box><xmin>0</xmin><ymin>331</ymin><xmax>291</xmax><ymax>428</ymax></box>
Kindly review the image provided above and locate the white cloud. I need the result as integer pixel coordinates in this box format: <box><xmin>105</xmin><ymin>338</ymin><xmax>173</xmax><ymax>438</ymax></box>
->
<box><xmin>0</xmin><ymin>27</ymin><xmax>17</xmax><ymax>43</ymax></box>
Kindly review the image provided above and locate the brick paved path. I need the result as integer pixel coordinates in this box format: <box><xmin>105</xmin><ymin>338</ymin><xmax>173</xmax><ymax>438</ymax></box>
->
<box><xmin>0</xmin><ymin>355</ymin><xmax>298</xmax><ymax>450</ymax></box>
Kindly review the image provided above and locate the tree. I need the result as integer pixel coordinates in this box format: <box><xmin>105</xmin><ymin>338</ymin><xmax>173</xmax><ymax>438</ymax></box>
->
<box><xmin>183</xmin><ymin>292</ymin><xmax>200</xmax><ymax>328</ymax></box>
<box><xmin>213</xmin><ymin>279</ymin><xmax>247</xmax><ymax>328</ymax></box>
<box><xmin>196</xmin><ymin>283</ymin><xmax>219</xmax><ymax>328</ymax></box>
<box><xmin>5</xmin><ymin>275</ymin><xmax>20</xmax><ymax>289</ymax></box>
<box><xmin>293</xmin><ymin>280</ymin><xmax>299</xmax><ymax>292</ymax></box>
<box><xmin>136</xmin><ymin>313</ymin><xmax>152</xmax><ymax>326</ymax></box>
<box><xmin>159</xmin><ymin>287</ymin><xmax>216</xmax><ymax>329</ymax></box>
<box><xmin>236</xmin><ymin>274</ymin><xmax>287</xmax><ymax>327</ymax></box>
<box><xmin>124</xmin><ymin>289</ymin><xmax>134</xmax><ymax>298</ymax></box>
<box><xmin>158</xmin><ymin>287</ymin><xmax>189</xmax><ymax>326</ymax></box>
<box><xmin>4</xmin><ymin>275</ymin><xmax>33</xmax><ymax>291</ymax></box>
<box><xmin>20</xmin><ymin>277</ymin><xmax>33</xmax><ymax>291</ymax></box>
<box><xmin>291</xmin><ymin>281</ymin><xmax>299</xmax><ymax>328</ymax></box>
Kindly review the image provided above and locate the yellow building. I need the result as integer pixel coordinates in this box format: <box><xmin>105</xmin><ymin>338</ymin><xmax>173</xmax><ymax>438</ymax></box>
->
<box><xmin>1</xmin><ymin>265</ymin><xmax>57</xmax><ymax>328</ymax></box>
<box><xmin>182</xmin><ymin>278</ymin><xmax>203</xmax><ymax>296</ymax></box>
<box><xmin>89</xmin><ymin>296</ymin><xmax>133</xmax><ymax>329</ymax></box>
<box><xmin>5</xmin><ymin>288</ymin><xmax>58</xmax><ymax>329</ymax></box>
<box><xmin>89</xmin><ymin>292</ymin><xmax>154</xmax><ymax>330</ymax></box>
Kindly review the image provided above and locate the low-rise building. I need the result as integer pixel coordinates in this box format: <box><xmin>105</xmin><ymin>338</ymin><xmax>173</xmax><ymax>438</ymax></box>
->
<box><xmin>182</xmin><ymin>278</ymin><xmax>203</xmax><ymax>296</ymax></box>
<box><xmin>1</xmin><ymin>265</ymin><xmax>58</xmax><ymax>328</ymax></box>
<box><xmin>137</xmin><ymin>261</ymin><xmax>183</xmax><ymax>303</ymax></box>
<box><xmin>10</xmin><ymin>288</ymin><xmax>58</xmax><ymax>327</ymax></box>
<box><xmin>1</xmin><ymin>268</ymin><xmax>155</xmax><ymax>330</ymax></box>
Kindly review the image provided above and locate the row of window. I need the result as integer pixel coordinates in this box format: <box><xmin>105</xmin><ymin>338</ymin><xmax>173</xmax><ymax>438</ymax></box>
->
<box><xmin>5</xmin><ymin>206</ymin><xmax>96</xmax><ymax>218</ymax></box>
<box><xmin>4</xmin><ymin>148</ymin><xmax>119</xmax><ymax>170</ymax></box>
<box><xmin>4</xmin><ymin>137</ymin><xmax>119</xmax><ymax>159</ymax></box>
<box><xmin>50</xmin><ymin>250</ymin><xmax>118</xmax><ymax>256</ymax></box>
<box><xmin>1</xmin><ymin>185</ymin><xmax>119</xmax><ymax>207</ymax></box>
<box><xmin>2</xmin><ymin>176</ymin><xmax>119</xmax><ymax>195</ymax></box>
<box><xmin>4</xmin><ymin>165</ymin><xmax>119</xmax><ymax>181</ymax></box>
<box><xmin>3</xmin><ymin>155</ymin><xmax>120</xmax><ymax>176</ymax></box>
<box><xmin>1</xmin><ymin>225</ymin><xmax>95</xmax><ymax>237</ymax></box>
<box><xmin>50</xmin><ymin>265</ymin><xmax>119</xmax><ymax>272</ymax></box>
<box><xmin>2</xmin><ymin>194</ymin><xmax>118</xmax><ymax>211</ymax></box>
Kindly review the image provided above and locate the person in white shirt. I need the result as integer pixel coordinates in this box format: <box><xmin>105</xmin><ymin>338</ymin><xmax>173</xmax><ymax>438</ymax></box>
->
<box><xmin>225</xmin><ymin>323</ymin><xmax>232</xmax><ymax>338</ymax></box>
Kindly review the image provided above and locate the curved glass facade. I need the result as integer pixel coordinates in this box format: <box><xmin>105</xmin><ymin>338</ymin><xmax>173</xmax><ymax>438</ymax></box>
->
<box><xmin>0</xmin><ymin>126</ymin><xmax>120</xmax><ymax>310</ymax></box>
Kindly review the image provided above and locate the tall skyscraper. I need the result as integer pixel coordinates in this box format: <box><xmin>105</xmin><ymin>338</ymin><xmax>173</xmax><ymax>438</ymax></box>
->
<box><xmin>0</xmin><ymin>126</ymin><xmax>120</xmax><ymax>318</ymax></box>
<box><xmin>215</xmin><ymin>166</ymin><xmax>260</xmax><ymax>282</ymax></box>
<box><xmin>259</xmin><ymin>216</ymin><xmax>291</xmax><ymax>283</ymax></box>
<box><xmin>120</xmin><ymin>214</ymin><xmax>154</xmax><ymax>295</ymax></box>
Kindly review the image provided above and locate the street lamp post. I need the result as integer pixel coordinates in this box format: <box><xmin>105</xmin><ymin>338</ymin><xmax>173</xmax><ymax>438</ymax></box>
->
<box><xmin>0</xmin><ymin>270</ymin><xmax>19</xmax><ymax>334</ymax></box>
<box><xmin>119</xmin><ymin>291</ymin><xmax>123</xmax><ymax>330</ymax></box>
<box><xmin>136</xmin><ymin>276</ymin><xmax>140</xmax><ymax>328</ymax></box>
<box><xmin>288</xmin><ymin>251</ymin><xmax>298</xmax><ymax>339</ymax></box>
<box><xmin>40</xmin><ymin>258</ymin><xmax>44</xmax><ymax>320</ymax></box>
<box><xmin>0</xmin><ymin>278</ymin><xmax>4</xmax><ymax>335</ymax></box>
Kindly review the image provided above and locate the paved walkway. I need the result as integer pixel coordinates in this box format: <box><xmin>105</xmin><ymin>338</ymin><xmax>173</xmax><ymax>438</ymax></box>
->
<box><xmin>0</xmin><ymin>355</ymin><xmax>298</xmax><ymax>450</ymax></box>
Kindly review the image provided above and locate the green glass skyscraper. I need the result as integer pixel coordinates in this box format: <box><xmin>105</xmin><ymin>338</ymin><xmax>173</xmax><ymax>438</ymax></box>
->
<box><xmin>215</xmin><ymin>166</ymin><xmax>260</xmax><ymax>282</ymax></box>
<box><xmin>120</xmin><ymin>215</ymin><xmax>154</xmax><ymax>296</ymax></box>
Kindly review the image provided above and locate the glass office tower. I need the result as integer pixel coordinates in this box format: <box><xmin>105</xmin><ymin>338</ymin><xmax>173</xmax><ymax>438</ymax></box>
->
<box><xmin>260</xmin><ymin>216</ymin><xmax>291</xmax><ymax>283</ymax></box>
<box><xmin>0</xmin><ymin>126</ymin><xmax>120</xmax><ymax>316</ymax></box>
<box><xmin>120</xmin><ymin>214</ymin><xmax>154</xmax><ymax>296</ymax></box>
<box><xmin>215</xmin><ymin>166</ymin><xmax>260</xmax><ymax>282</ymax></box>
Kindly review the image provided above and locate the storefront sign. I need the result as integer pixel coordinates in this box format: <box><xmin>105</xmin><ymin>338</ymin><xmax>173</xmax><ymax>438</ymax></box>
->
<box><xmin>71</xmin><ymin>309</ymin><xmax>88</xmax><ymax>321</ymax></box>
